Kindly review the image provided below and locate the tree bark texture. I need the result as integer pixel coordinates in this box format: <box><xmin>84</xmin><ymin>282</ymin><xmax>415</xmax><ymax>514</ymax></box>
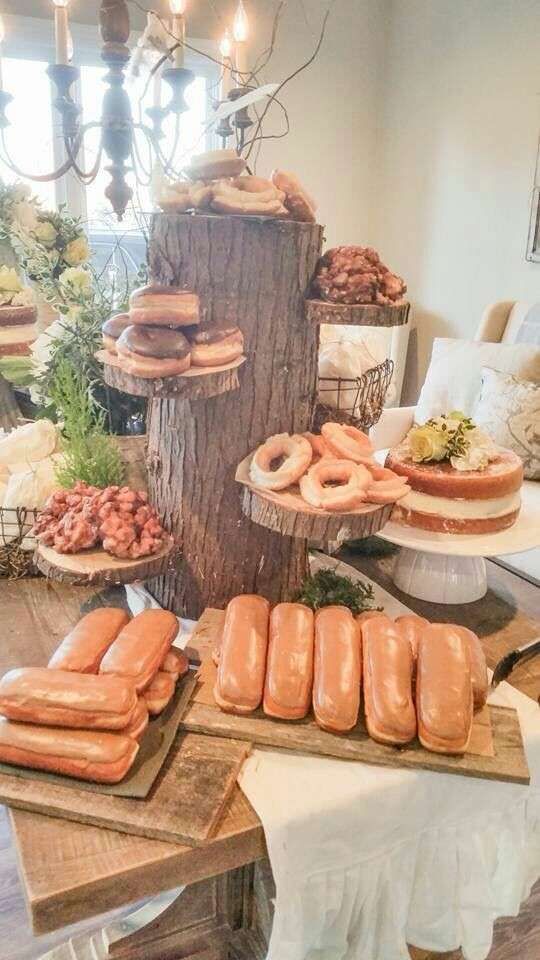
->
<box><xmin>147</xmin><ymin>214</ymin><xmax>323</xmax><ymax>618</ymax></box>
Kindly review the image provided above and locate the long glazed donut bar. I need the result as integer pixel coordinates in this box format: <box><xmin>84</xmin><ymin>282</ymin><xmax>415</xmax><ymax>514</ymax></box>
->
<box><xmin>48</xmin><ymin>608</ymin><xmax>131</xmax><ymax>674</ymax></box>
<box><xmin>100</xmin><ymin>610</ymin><xmax>178</xmax><ymax>693</ymax></box>
<box><xmin>449</xmin><ymin>624</ymin><xmax>488</xmax><ymax>710</ymax></box>
<box><xmin>143</xmin><ymin>672</ymin><xmax>176</xmax><ymax>716</ymax></box>
<box><xmin>416</xmin><ymin>624</ymin><xmax>473</xmax><ymax>754</ymax></box>
<box><xmin>161</xmin><ymin>648</ymin><xmax>189</xmax><ymax>680</ymax></box>
<box><xmin>263</xmin><ymin>603</ymin><xmax>314</xmax><ymax>720</ymax></box>
<box><xmin>313</xmin><ymin>606</ymin><xmax>361</xmax><ymax>733</ymax></box>
<box><xmin>395</xmin><ymin>614</ymin><xmax>429</xmax><ymax>660</ymax></box>
<box><xmin>0</xmin><ymin>668</ymin><xmax>138</xmax><ymax>730</ymax></box>
<box><xmin>124</xmin><ymin>699</ymin><xmax>149</xmax><ymax>741</ymax></box>
<box><xmin>214</xmin><ymin>595</ymin><xmax>270</xmax><ymax>714</ymax></box>
<box><xmin>362</xmin><ymin>616</ymin><xmax>417</xmax><ymax>745</ymax></box>
<box><xmin>0</xmin><ymin>719</ymin><xmax>139</xmax><ymax>784</ymax></box>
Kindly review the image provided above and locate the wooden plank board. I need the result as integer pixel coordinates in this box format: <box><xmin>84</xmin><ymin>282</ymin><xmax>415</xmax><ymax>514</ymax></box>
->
<box><xmin>304</xmin><ymin>299</ymin><xmax>410</xmax><ymax>327</ymax></box>
<box><xmin>181</xmin><ymin>609</ymin><xmax>530</xmax><ymax>785</ymax></box>
<box><xmin>0</xmin><ymin>732</ymin><xmax>250</xmax><ymax>845</ymax></box>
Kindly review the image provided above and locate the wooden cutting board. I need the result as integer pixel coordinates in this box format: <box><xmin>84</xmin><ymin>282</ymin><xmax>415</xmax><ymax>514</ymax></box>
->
<box><xmin>180</xmin><ymin>609</ymin><xmax>530</xmax><ymax>785</ymax></box>
<box><xmin>0</xmin><ymin>732</ymin><xmax>251</xmax><ymax>845</ymax></box>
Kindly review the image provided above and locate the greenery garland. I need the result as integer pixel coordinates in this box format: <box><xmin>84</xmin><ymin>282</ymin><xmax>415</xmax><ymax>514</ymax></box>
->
<box><xmin>0</xmin><ymin>180</ymin><xmax>146</xmax><ymax>436</ymax></box>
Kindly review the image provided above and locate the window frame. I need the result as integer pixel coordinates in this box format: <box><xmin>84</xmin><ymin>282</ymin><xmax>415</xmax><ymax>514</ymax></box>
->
<box><xmin>1</xmin><ymin>14</ymin><xmax>218</xmax><ymax>222</ymax></box>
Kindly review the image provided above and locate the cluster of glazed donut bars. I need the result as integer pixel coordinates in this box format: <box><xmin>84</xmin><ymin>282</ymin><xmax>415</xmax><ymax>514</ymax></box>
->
<box><xmin>213</xmin><ymin>596</ymin><xmax>488</xmax><ymax>754</ymax></box>
<box><xmin>102</xmin><ymin>285</ymin><xmax>244</xmax><ymax>379</ymax></box>
<box><xmin>0</xmin><ymin>608</ymin><xmax>188</xmax><ymax>784</ymax></box>
<box><xmin>248</xmin><ymin>424</ymin><xmax>410</xmax><ymax>510</ymax></box>
<box><xmin>157</xmin><ymin>150</ymin><xmax>317</xmax><ymax>222</ymax></box>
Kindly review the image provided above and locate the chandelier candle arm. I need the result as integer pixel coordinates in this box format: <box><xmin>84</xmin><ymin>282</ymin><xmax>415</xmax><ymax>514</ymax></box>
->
<box><xmin>170</xmin><ymin>0</ymin><xmax>187</xmax><ymax>68</ymax></box>
<box><xmin>233</xmin><ymin>0</ymin><xmax>249</xmax><ymax>82</ymax></box>
<box><xmin>52</xmin><ymin>0</ymin><xmax>70</xmax><ymax>67</ymax></box>
<box><xmin>219</xmin><ymin>30</ymin><xmax>234</xmax><ymax>100</ymax></box>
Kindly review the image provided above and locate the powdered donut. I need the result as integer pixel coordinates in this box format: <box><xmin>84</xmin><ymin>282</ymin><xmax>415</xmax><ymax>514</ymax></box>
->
<box><xmin>250</xmin><ymin>433</ymin><xmax>313</xmax><ymax>491</ymax></box>
<box><xmin>299</xmin><ymin>459</ymin><xmax>370</xmax><ymax>511</ymax></box>
<box><xmin>321</xmin><ymin>423</ymin><xmax>375</xmax><ymax>464</ymax></box>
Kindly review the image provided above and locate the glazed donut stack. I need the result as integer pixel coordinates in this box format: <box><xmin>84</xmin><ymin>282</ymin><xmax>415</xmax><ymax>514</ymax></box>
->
<box><xmin>102</xmin><ymin>284</ymin><xmax>244</xmax><ymax>379</ymax></box>
<box><xmin>157</xmin><ymin>148</ymin><xmax>317</xmax><ymax>223</ymax></box>
<box><xmin>248</xmin><ymin>422</ymin><xmax>410</xmax><ymax>512</ymax></box>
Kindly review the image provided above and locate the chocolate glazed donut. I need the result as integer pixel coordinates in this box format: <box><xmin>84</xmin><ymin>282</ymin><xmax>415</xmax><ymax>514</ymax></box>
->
<box><xmin>116</xmin><ymin>325</ymin><xmax>191</xmax><ymax>378</ymax></box>
<box><xmin>184</xmin><ymin>321</ymin><xmax>244</xmax><ymax>367</ymax></box>
<box><xmin>102</xmin><ymin>313</ymin><xmax>131</xmax><ymax>353</ymax></box>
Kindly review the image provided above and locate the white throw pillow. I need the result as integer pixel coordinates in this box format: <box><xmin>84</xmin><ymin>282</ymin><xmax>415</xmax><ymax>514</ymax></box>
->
<box><xmin>416</xmin><ymin>338</ymin><xmax>540</xmax><ymax>423</ymax></box>
<box><xmin>473</xmin><ymin>367</ymin><xmax>540</xmax><ymax>479</ymax></box>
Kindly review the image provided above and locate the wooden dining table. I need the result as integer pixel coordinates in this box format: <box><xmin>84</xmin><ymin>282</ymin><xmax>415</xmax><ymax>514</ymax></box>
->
<box><xmin>0</xmin><ymin>549</ymin><xmax>539</xmax><ymax>960</ymax></box>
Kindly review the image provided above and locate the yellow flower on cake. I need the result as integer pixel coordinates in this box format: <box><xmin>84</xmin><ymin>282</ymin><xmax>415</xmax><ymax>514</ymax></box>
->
<box><xmin>64</xmin><ymin>235</ymin><xmax>90</xmax><ymax>267</ymax></box>
<box><xmin>59</xmin><ymin>266</ymin><xmax>92</xmax><ymax>297</ymax></box>
<box><xmin>408</xmin><ymin>424</ymin><xmax>447</xmax><ymax>462</ymax></box>
<box><xmin>34</xmin><ymin>220</ymin><xmax>58</xmax><ymax>249</ymax></box>
<box><xmin>12</xmin><ymin>288</ymin><xmax>35</xmax><ymax>308</ymax></box>
<box><xmin>0</xmin><ymin>265</ymin><xmax>23</xmax><ymax>295</ymax></box>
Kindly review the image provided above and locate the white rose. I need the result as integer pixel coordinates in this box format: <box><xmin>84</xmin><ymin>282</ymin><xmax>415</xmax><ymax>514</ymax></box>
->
<box><xmin>63</xmin><ymin>235</ymin><xmax>90</xmax><ymax>266</ymax></box>
<box><xmin>12</xmin><ymin>199</ymin><xmax>39</xmax><ymax>233</ymax></box>
<box><xmin>59</xmin><ymin>266</ymin><xmax>93</xmax><ymax>297</ymax></box>
<box><xmin>34</xmin><ymin>220</ymin><xmax>58</xmax><ymax>249</ymax></box>
<box><xmin>11</xmin><ymin>183</ymin><xmax>32</xmax><ymax>203</ymax></box>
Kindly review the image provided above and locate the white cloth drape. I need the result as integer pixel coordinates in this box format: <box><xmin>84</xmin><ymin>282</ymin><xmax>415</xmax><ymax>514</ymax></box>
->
<box><xmin>237</xmin><ymin>556</ymin><xmax>540</xmax><ymax>960</ymax></box>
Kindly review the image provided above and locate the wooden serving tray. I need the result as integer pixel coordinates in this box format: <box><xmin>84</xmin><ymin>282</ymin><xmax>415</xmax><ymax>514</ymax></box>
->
<box><xmin>180</xmin><ymin>609</ymin><xmax>530</xmax><ymax>786</ymax></box>
<box><xmin>35</xmin><ymin>536</ymin><xmax>177</xmax><ymax>587</ymax></box>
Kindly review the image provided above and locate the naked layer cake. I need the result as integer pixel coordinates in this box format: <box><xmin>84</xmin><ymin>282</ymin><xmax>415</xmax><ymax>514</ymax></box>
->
<box><xmin>385</xmin><ymin>413</ymin><xmax>523</xmax><ymax>534</ymax></box>
<box><xmin>0</xmin><ymin>305</ymin><xmax>38</xmax><ymax>357</ymax></box>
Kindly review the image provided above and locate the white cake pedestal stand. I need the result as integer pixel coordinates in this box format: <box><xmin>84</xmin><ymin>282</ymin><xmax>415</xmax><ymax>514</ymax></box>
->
<box><xmin>377</xmin><ymin>483</ymin><xmax>540</xmax><ymax>604</ymax></box>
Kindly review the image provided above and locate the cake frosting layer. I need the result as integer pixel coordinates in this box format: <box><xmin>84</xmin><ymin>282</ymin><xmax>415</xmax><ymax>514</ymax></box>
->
<box><xmin>399</xmin><ymin>490</ymin><xmax>521</xmax><ymax>519</ymax></box>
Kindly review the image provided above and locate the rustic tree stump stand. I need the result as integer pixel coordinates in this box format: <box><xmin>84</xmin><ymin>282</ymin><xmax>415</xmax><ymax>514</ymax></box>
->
<box><xmin>147</xmin><ymin>214</ymin><xmax>323</xmax><ymax>618</ymax></box>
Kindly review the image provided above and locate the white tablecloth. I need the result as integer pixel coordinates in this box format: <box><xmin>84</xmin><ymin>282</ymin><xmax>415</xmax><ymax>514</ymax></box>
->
<box><xmin>127</xmin><ymin>557</ymin><xmax>540</xmax><ymax>960</ymax></box>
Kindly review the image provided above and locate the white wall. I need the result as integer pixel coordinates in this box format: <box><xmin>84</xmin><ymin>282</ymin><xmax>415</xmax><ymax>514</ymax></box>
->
<box><xmin>373</xmin><ymin>0</ymin><xmax>540</xmax><ymax>402</ymax></box>
<box><xmin>253</xmin><ymin>0</ymin><xmax>386</xmax><ymax>246</ymax></box>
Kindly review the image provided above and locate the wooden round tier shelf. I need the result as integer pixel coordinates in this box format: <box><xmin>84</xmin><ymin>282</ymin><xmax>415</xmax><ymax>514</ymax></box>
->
<box><xmin>97</xmin><ymin>349</ymin><xmax>246</xmax><ymax>400</ymax></box>
<box><xmin>305</xmin><ymin>299</ymin><xmax>410</xmax><ymax>327</ymax></box>
<box><xmin>235</xmin><ymin>454</ymin><xmax>393</xmax><ymax>545</ymax></box>
<box><xmin>35</xmin><ymin>537</ymin><xmax>177</xmax><ymax>586</ymax></box>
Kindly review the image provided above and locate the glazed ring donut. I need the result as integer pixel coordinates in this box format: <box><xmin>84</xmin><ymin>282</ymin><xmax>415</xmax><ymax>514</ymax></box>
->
<box><xmin>299</xmin><ymin>459</ymin><xmax>371</xmax><ymax>512</ymax></box>
<box><xmin>211</xmin><ymin>182</ymin><xmax>288</xmax><ymax>218</ymax></box>
<box><xmin>366</xmin><ymin>472</ymin><xmax>410</xmax><ymax>504</ymax></box>
<box><xmin>185</xmin><ymin>149</ymin><xmax>246</xmax><ymax>181</ymax></box>
<box><xmin>250</xmin><ymin>433</ymin><xmax>313</xmax><ymax>491</ymax></box>
<box><xmin>321</xmin><ymin>422</ymin><xmax>375</xmax><ymax>464</ymax></box>
<box><xmin>232</xmin><ymin>176</ymin><xmax>286</xmax><ymax>203</ymax></box>
<box><xmin>303</xmin><ymin>432</ymin><xmax>330</xmax><ymax>459</ymax></box>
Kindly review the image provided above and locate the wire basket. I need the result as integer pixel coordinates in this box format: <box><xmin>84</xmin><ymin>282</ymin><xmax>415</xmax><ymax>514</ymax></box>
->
<box><xmin>0</xmin><ymin>507</ymin><xmax>38</xmax><ymax>580</ymax></box>
<box><xmin>314</xmin><ymin>357</ymin><xmax>394</xmax><ymax>432</ymax></box>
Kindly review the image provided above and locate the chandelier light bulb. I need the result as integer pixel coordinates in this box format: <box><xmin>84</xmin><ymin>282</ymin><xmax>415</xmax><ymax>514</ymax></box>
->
<box><xmin>169</xmin><ymin>0</ymin><xmax>187</xmax><ymax>14</ymax></box>
<box><xmin>233</xmin><ymin>0</ymin><xmax>249</xmax><ymax>42</ymax></box>
<box><xmin>52</xmin><ymin>0</ymin><xmax>69</xmax><ymax>7</ymax></box>
<box><xmin>220</xmin><ymin>30</ymin><xmax>233</xmax><ymax>60</ymax></box>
